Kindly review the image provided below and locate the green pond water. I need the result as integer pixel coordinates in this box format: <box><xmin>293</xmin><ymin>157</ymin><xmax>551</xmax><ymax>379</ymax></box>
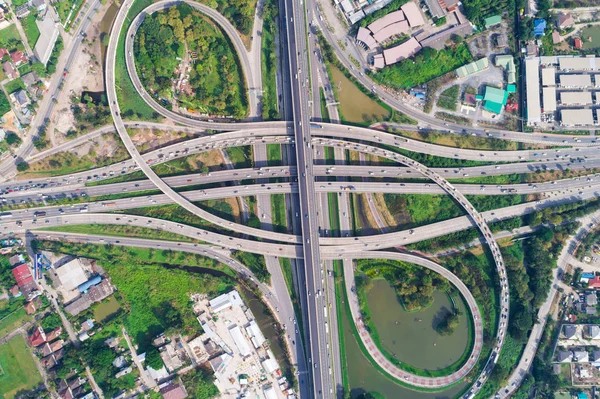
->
<box><xmin>345</xmin><ymin>279</ymin><xmax>470</xmax><ymax>398</ymax></box>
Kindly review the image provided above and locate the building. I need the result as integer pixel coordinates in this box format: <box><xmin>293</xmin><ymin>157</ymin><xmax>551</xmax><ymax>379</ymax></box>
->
<box><xmin>525</xmin><ymin>58</ymin><xmax>541</xmax><ymax>123</ymax></box>
<box><xmin>382</xmin><ymin>37</ymin><xmax>421</xmax><ymax>65</ymax></box>
<box><xmin>574</xmin><ymin>37</ymin><xmax>583</xmax><ymax>49</ymax></box>
<box><xmin>456</xmin><ymin>57</ymin><xmax>489</xmax><ymax>78</ymax></box>
<box><xmin>541</xmin><ymin>67</ymin><xmax>555</xmax><ymax>86</ymax></box>
<box><xmin>400</xmin><ymin>1</ymin><xmax>425</xmax><ymax>27</ymax></box>
<box><xmin>559</xmin><ymin>73</ymin><xmax>591</xmax><ymax>88</ymax></box>
<box><xmin>484</xmin><ymin>15</ymin><xmax>502</xmax><ymax>30</ymax></box>
<box><xmin>10</xmin><ymin>50</ymin><xmax>26</xmax><ymax>66</ymax></box>
<box><xmin>495</xmin><ymin>55</ymin><xmax>516</xmax><ymax>84</ymax></box>
<box><xmin>12</xmin><ymin>264</ymin><xmax>36</xmax><ymax>294</ymax></box>
<box><xmin>558</xmin><ymin>56</ymin><xmax>597</xmax><ymax>71</ymax></box>
<box><xmin>2</xmin><ymin>60</ymin><xmax>18</xmax><ymax>79</ymax></box>
<box><xmin>483</xmin><ymin>86</ymin><xmax>508</xmax><ymax>114</ymax></box>
<box><xmin>55</xmin><ymin>258</ymin><xmax>88</xmax><ymax>291</ymax></box>
<box><xmin>573</xmin><ymin>351</ymin><xmax>589</xmax><ymax>363</ymax></box>
<box><xmin>10</xmin><ymin>90</ymin><xmax>30</xmax><ymax>108</ymax></box>
<box><xmin>563</xmin><ymin>324</ymin><xmax>577</xmax><ymax>339</ymax></box>
<box><xmin>9</xmin><ymin>254</ymin><xmax>24</xmax><ymax>266</ymax></box>
<box><xmin>29</xmin><ymin>326</ymin><xmax>46</xmax><ymax>346</ymax></box>
<box><xmin>494</xmin><ymin>33</ymin><xmax>507</xmax><ymax>48</ymax></box>
<box><xmin>159</xmin><ymin>382</ymin><xmax>188</xmax><ymax>399</ymax></box>
<box><xmin>25</xmin><ymin>301</ymin><xmax>36</xmax><ymax>315</ymax></box>
<box><xmin>424</xmin><ymin>0</ymin><xmax>444</xmax><ymax>19</ymax></box>
<box><xmin>534</xmin><ymin>19</ymin><xmax>547</xmax><ymax>37</ymax></box>
<box><xmin>245</xmin><ymin>320</ymin><xmax>266</xmax><ymax>348</ymax></box>
<box><xmin>560</xmin><ymin>91</ymin><xmax>592</xmax><ymax>106</ymax></box>
<box><xmin>588</xmin><ymin>276</ymin><xmax>600</xmax><ymax>288</ymax></box>
<box><xmin>228</xmin><ymin>325</ymin><xmax>252</xmax><ymax>357</ymax></box>
<box><xmin>31</xmin><ymin>0</ymin><xmax>46</xmax><ymax>12</ymax></box>
<box><xmin>557</xmin><ymin>13</ymin><xmax>574</xmax><ymax>29</ymax></box>
<box><xmin>587</xmin><ymin>293</ymin><xmax>598</xmax><ymax>306</ymax></box>
<box><xmin>78</xmin><ymin>275</ymin><xmax>102</xmax><ymax>293</ymax></box>
<box><xmin>34</xmin><ymin>16</ymin><xmax>59</xmax><ymax>66</ymax></box>
<box><xmin>561</xmin><ymin>109</ymin><xmax>594</xmax><ymax>126</ymax></box>
<box><xmin>14</xmin><ymin>3</ymin><xmax>30</xmax><ymax>18</ymax></box>
<box><xmin>209</xmin><ymin>290</ymin><xmax>244</xmax><ymax>313</ymax></box>
<box><xmin>21</xmin><ymin>72</ymin><xmax>37</xmax><ymax>87</ymax></box>
<box><xmin>552</xmin><ymin>30</ymin><xmax>561</xmax><ymax>45</ymax></box>
<box><xmin>542</xmin><ymin>87</ymin><xmax>556</xmax><ymax>112</ymax></box>
<box><xmin>262</xmin><ymin>385</ymin><xmax>278</xmax><ymax>399</ymax></box>
<box><xmin>356</xmin><ymin>27</ymin><xmax>377</xmax><ymax>49</ymax></box>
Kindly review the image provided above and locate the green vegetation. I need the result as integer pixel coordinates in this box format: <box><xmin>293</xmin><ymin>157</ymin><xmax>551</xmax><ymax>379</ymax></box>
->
<box><xmin>0</xmin><ymin>335</ymin><xmax>43</xmax><ymax>399</ymax></box>
<box><xmin>383</xmin><ymin>193</ymin><xmax>464</xmax><ymax>230</ymax></box>
<box><xmin>114</xmin><ymin>0</ymin><xmax>162</xmax><ymax>121</ymax></box>
<box><xmin>435</xmin><ymin>309</ymin><xmax>461</xmax><ymax>335</ymax></box>
<box><xmin>40</xmin><ymin>313</ymin><xmax>62</xmax><ymax>332</ymax></box>
<box><xmin>44</xmin><ymin>37</ymin><xmax>63</xmax><ymax>76</ymax></box>
<box><xmin>71</xmin><ymin>92</ymin><xmax>113</xmax><ymax>134</ymax></box>
<box><xmin>135</xmin><ymin>4</ymin><xmax>247</xmax><ymax>118</ymax></box>
<box><xmin>0</xmin><ymin>25</ymin><xmax>20</xmax><ymax>48</ymax></box>
<box><xmin>371</xmin><ymin>45</ymin><xmax>473</xmax><ymax>89</ymax></box>
<box><xmin>43</xmin><ymin>224</ymin><xmax>197</xmax><ymax>243</ymax></box>
<box><xmin>437</xmin><ymin>85</ymin><xmax>459</xmax><ymax>111</ymax></box>
<box><xmin>0</xmin><ymin>91</ymin><xmax>10</xmax><ymax>116</ymax></box>
<box><xmin>319</xmin><ymin>88</ymin><xmax>330</xmax><ymax>123</ymax></box>
<box><xmin>54</xmin><ymin>0</ymin><xmax>83</xmax><ymax>25</ymax></box>
<box><xmin>385</xmin><ymin>128</ymin><xmax>528</xmax><ymax>151</ymax></box>
<box><xmin>358</xmin><ymin>0</ymin><xmax>410</xmax><ymax>28</ymax></box>
<box><xmin>231</xmin><ymin>251</ymin><xmax>269</xmax><ymax>283</ymax></box>
<box><xmin>260</xmin><ymin>0</ymin><xmax>280</xmax><ymax>120</ymax></box>
<box><xmin>266</xmin><ymin>144</ymin><xmax>282</xmax><ymax>166</ymax></box>
<box><xmin>23</xmin><ymin>142</ymin><xmax>129</xmax><ymax>177</ymax></box>
<box><xmin>225</xmin><ymin>146</ymin><xmax>252</xmax><ymax>168</ymax></box>
<box><xmin>22</xmin><ymin>14</ymin><xmax>40</xmax><ymax>47</ymax></box>
<box><xmin>4</xmin><ymin>79</ymin><xmax>25</xmax><ymax>95</ymax></box>
<box><xmin>0</xmin><ymin>308</ymin><xmax>31</xmax><ymax>337</ymax></box>
<box><xmin>180</xmin><ymin>369</ymin><xmax>220</xmax><ymax>399</ymax></box>
<box><xmin>462</xmin><ymin>0</ymin><xmax>514</xmax><ymax>26</ymax></box>
<box><xmin>357</xmin><ymin>259</ymin><xmax>450</xmax><ymax>312</ymax></box>
<box><xmin>271</xmin><ymin>194</ymin><xmax>287</xmax><ymax>233</ymax></box>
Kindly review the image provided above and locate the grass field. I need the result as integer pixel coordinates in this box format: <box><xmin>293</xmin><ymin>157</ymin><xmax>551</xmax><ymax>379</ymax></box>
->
<box><xmin>0</xmin><ymin>308</ymin><xmax>31</xmax><ymax>338</ymax></box>
<box><xmin>437</xmin><ymin>85</ymin><xmax>459</xmax><ymax>111</ymax></box>
<box><xmin>44</xmin><ymin>224</ymin><xmax>197</xmax><ymax>243</ymax></box>
<box><xmin>4</xmin><ymin>79</ymin><xmax>25</xmax><ymax>95</ymax></box>
<box><xmin>93</xmin><ymin>296</ymin><xmax>121</xmax><ymax>322</ymax></box>
<box><xmin>0</xmin><ymin>25</ymin><xmax>20</xmax><ymax>48</ymax></box>
<box><xmin>266</xmin><ymin>144</ymin><xmax>282</xmax><ymax>166</ymax></box>
<box><xmin>0</xmin><ymin>334</ymin><xmax>43</xmax><ymax>399</ymax></box>
<box><xmin>271</xmin><ymin>194</ymin><xmax>287</xmax><ymax>233</ymax></box>
<box><xmin>225</xmin><ymin>146</ymin><xmax>252</xmax><ymax>168</ymax></box>
<box><xmin>22</xmin><ymin>14</ymin><xmax>40</xmax><ymax>47</ymax></box>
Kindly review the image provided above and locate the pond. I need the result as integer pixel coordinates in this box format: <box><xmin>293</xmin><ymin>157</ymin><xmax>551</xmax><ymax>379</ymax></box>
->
<box><xmin>366</xmin><ymin>279</ymin><xmax>470</xmax><ymax>371</ymax></box>
<box><xmin>329</xmin><ymin>65</ymin><xmax>389</xmax><ymax>125</ymax></box>
<box><xmin>342</xmin><ymin>293</ymin><xmax>467</xmax><ymax>399</ymax></box>
<box><xmin>99</xmin><ymin>1</ymin><xmax>119</xmax><ymax>64</ymax></box>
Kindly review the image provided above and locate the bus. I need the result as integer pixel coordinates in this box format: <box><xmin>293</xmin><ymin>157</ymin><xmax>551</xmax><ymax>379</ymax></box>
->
<box><xmin>0</xmin><ymin>212</ymin><xmax>12</xmax><ymax>219</ymax></box>
<box><xmin>33</xmin><ymin>211</ymin><xmax>46</xmax><ymax>217</ymax></box>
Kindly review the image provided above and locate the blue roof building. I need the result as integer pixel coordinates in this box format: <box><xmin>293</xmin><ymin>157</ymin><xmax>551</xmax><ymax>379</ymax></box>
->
<box><xmin>534</xmin><ymin>19</ymin><xmax>547</xmax><ymax>37</ymax></box>
<box><xmin>78</xmin><ymin>275</ymin><xmax>102</xmax><ymax>293</ymax></box>
<box><xmin>582</xmin><ymin>273</ymin><xmax>595</xmax><ymax>279</ymax></box>
<box><xmin>578</xmin><ymin>392</ymin><xmax>588</xmax><ymax>399</ymax></box>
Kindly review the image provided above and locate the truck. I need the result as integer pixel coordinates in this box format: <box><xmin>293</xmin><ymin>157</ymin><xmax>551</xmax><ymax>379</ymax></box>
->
<box><xmin>79</xmin><ymin>206</ymin><xmax>89</xmax><ymax>213</ymax></box>
<box><xmin>33</xmin><ymin>211</ymin><xmax>46</xmax><ymax>217</ymax></box>
<box><xmin>102</xmin><ymin>202</ymin><xmax>117</xmax><ymax>207</ymax></box>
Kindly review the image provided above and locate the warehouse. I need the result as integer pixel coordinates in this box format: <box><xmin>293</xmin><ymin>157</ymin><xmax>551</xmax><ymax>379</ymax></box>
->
<box><xmin>525</xmin><ymin>58</ymin><xmax>541</xmax><ymax>123</ymax></box>
<box><xmin>560</xmin><ymin>91</ymin><xmax>593</xmax><ymax>106</ymax></box>
<box><xmin>559</xmin><ymin>74</ymin><xmax>592</xmax><ymax>88</ymax></box>
<box><xmin>561</xmin><ymin>109</ymin><xmax>594</xmax><ymax>126</ymax></box>
<box><xmin>542</xmin><ymin>87</ymin><xmax>556</xmax><ymax>112</ymax></box>
<box><xmin>558</xmin><ymin>57</ymin><xmax>598</xmax><ymax>71</ymax></box>
<box><xmin>541</xmin><ymin>67</ymin><xmax>556</xmax><ymax>86</ymax></box>
<box><xmin>383</xmin><ymin>37</ymin><xmax>422</xmax><ymax>65</ymax></box>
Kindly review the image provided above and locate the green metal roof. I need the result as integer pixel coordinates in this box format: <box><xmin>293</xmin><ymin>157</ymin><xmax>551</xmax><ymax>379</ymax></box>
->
<box><xmin>475</xmin><ymin>94</ymin><xmax>484</xmax><ymax>100</ymax></box>
<box><xmin>455</xmin><ymin>57</ymin><xmax>489</xmax><ymax>78</ymax></box>
<box><xmin>484</xmin><ymin>86</ymin><xmax>507</xmax><ymax>104</ymax></box>
<box><xmin>484</xmin><ymin>101</ymin><xmax>503</xmax><ymax>114</ymax></box>
<box><xmin>507</xmin><ymin>84</ymin><xmax>516</xmax><ymax>93</ymax></box>
<box><xmin>484</xmin><ymin>15</ymin><xmax>502</xmax><ymax>28</ymax></box>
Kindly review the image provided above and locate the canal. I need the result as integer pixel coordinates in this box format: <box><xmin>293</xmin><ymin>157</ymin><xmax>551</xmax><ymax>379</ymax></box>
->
<box><xmin>366</xmin><ymin>279</ymin><xmax>470</xmax><ymax>370</ymax></box>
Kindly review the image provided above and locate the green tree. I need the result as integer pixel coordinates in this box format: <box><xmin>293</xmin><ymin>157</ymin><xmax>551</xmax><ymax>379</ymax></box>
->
<box><xmin>145</xmin><ymin>347</ymin><xmax>164</xmax><ymax>370</ymax></box>
<box><xmin>16</xmin><ymin>161</ymin><xmax>29</xmax><ymax>172</ymax></box>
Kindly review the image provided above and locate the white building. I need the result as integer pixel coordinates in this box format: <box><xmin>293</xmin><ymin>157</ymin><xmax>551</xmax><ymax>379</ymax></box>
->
<box><xmin>209</xmin><ymin>290</ymin><xmax>243</xmax><ymax>313</ymax></box>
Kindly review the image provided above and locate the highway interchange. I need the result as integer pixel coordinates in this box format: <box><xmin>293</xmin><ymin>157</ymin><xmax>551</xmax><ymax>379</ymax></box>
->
<box><xmin>3</xmin><ymin>0</ymin><xmax>600</xmax><ymax>398</ymax></box>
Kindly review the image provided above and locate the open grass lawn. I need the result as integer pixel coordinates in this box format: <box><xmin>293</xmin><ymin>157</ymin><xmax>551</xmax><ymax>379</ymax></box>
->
<box><xmin>266</xmin><ymin>144</ymin><xmax>281</xmax><ymax>166</ymax></box>
<box><xmin>0</xmin><ymin>334</ymin><xmax>43</xmax><ymax>399</ymax></box>
<box><xmin>0</xmin><ymin>25</ymin><xmax>20</xmax><ymax>48</ymax></box>
<box><xmin>582</xmin><ymin>26</ymin><xmax>600</xmax><ymax>50</ymax></box>
<box><xmin>0</xmin><ymin>308</ymin><xmax>31</xmax><ymax>338</ymax></box>
<box><xmin>22</xmin><ymin>14</ymin><xmax>40</xmax><ymax>48</ymax></box>
<box><xmin>437</xmin><ymin>85</ymin><xmax>459</xmax><ymax>111</ymax></box>
<box><xmin>372</xmin><ymin>44</ymin><xmax>472</xmax><ymax>89</ymax></box>
<box><xmin>271</xmin><ymin>194</ymin><xmax>287</xmax><ymax>233</ymax></box>
<box><xmin>0</xmin><ymin>92</ymin><xmax>10</xmax><ymax>116</ymax></box>
<box><xmin>4</xmin><ymin>79</ymin><xmax>25</xmax><ymax>95</ymax></box>
<box><xmin>44</xmin><ymin>224</ymin><xmax>197</xmax><ymax>243</ymax></box>
<box><xmin>225</xmin><ymin>146</ymin><xmax>252</xmax><ymax>168</ymax></box>
<box><xmin>93</xmin><ymin>296</ymin><xmax>121</xmax><ymax>322</ymax></box>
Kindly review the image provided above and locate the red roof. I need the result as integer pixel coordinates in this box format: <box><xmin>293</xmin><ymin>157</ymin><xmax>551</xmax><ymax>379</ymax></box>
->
<box><xmin>160</xmin><ymin>384</ymin><xmax>188</xmax><ymax>399</ymax></box>
<box><xmin>589</xmin><ymin>276</ymin><xmax>600</xmax><ymax>288</ymax></box>
<box><xmin>574</xmin><ymin>37</ymin><xmax>583</xmax><ymax>49</ymax></box>
<box><xmin>0</xmin><ymin>48</ymin><xmax>8</xmax><ymax>59</ymax></box>
<box><xmin>10</xmin><ymin>50</ymin><xmax>27</xmax><ymax>65</ymax></box>
<box><xmin>9</xmin><ymin>285</ymin><xmax>20</xmax><ymax>296</ymax></box>
<box><xmin>12</xmin><ymin>264</ymin><xmax>33</xmax><ymax>288</ymax></box>
<box><xmin>30</xmin><ymin>326</ymin><xmax>47</xmax><ymax>346</ymax></box>
<box><xmin>25</xmin><ymin>301</ymin><xmax>36</xmax><ymax>315</ymax></box>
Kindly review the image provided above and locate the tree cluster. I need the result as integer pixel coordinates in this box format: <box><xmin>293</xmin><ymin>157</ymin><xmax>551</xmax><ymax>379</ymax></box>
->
<box><xmin>435</xmin><ymin>309</ymin><xmax>461</xmax><ymax>335</ymax></box>
<box><xmin>134</xmin><ymin>5</ymin><xmax>246</xmax><ymax>118</ymax></box>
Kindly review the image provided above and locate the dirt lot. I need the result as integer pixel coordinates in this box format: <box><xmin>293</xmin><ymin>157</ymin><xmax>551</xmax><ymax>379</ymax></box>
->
<box><xmin>130</xmin><ymin>128</ymin><xmax>199</xmax><ymax>153</ymax></box>
<box><xmin>51</xmin><ymin>1</ymin><xmax>114</xmax><ymax>144</ymax></box>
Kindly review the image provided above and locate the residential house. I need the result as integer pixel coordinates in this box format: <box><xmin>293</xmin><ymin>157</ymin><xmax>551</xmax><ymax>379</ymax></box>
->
<box><xmin>14</xmin><ymin>3</ymin><xmax>30</xmax><ymax>18</ymax></box>
<box><xmin>11</xmin><ymin>89</ymin><xmax>30</xmax><ymax>108</ymax></box>
<box><xmin>592</xmin><ymin>351</ymin><xmax>600</xmax><ymax>367</ymax></box>
<box><xmin>587</xmin><ymin>325</ymin><xmax>600</xmax><ymax>339</ymax></box>
<box><xmin>556</xmin><ymin>13</ymin><xmax>574</xmax><ymax>29</ymax></box>
<box><xmin>29</xmin><ymin>326</ymin><xmax>46</xmax><ymax>346</ymax></box>
<box><xmin>494</xmin><ymin>34</ymin><xmax>507</xmax><ymax>48</ymax></box>
<box><xmin>45</xmin><ymin>327</ymin><xmax>62</xmax><ymax>341</ymax></box>
<box><xmin>573</xmin><ymin>351</ymin><xmax>589</xmax><ymax>363</ymax></box>
<box><xmin>588</xmin><ymin>275</ymin><xmax>600</xmax><ymax>288</ymax></box>
<box><xmin>8</xmin><ymin>254</ymin><xmax>24</xmax><ymax>266</ymax></box>
<box><xmin>552</xmin><ymin>31</ymin><xmax>561</xmax><ymax>45</ymax></box>
<box><xmin>24</xmin><ymin>301</ymin><xmax>36</xmax><ymax>314</ymax></box>
<box><xmin>574</xmin><ymin>37</ymin><xmax>583</xmax><ymax>49</ymax></box>
<box><xmin>9</xmin><ymin>50</ymin><xmax>26</xmax><ymax>66</ymax></box>
<box><xmin>563</xmin><ymin>324</ymin><xmax>577</xmax><ymax>339</ymax></box>
<box><xmin>31</xmin><ymin>0</ymin><xmax>46</xmax><ymax>12</ymax></box>
<box><xmin>9</xmin><ymin>285</ymin><xmax>21</xmax><ymax>297</ymax></box>
<box><xmin>0</xmin><ymin>48</ymin><xmax>8</xmax><ymax>59</ymax></box>
<box><xmin>20</xmin><ymin>72</ymin><xmax>36</xmax><ymax>88</ymax></box>
<box><xmin>2</xmin><ymin>60</ymin><xmax>18</xmax><ymax>79</ymax></box>
<box><xmin>159</xmin><ymin>382</ymin><xmax>188</xmax><ymax>399</ymax></box>
<box><xmin>586</xmin><ymin>293</ymin><xmax>597</xmax><ymax>306</ymax></box>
